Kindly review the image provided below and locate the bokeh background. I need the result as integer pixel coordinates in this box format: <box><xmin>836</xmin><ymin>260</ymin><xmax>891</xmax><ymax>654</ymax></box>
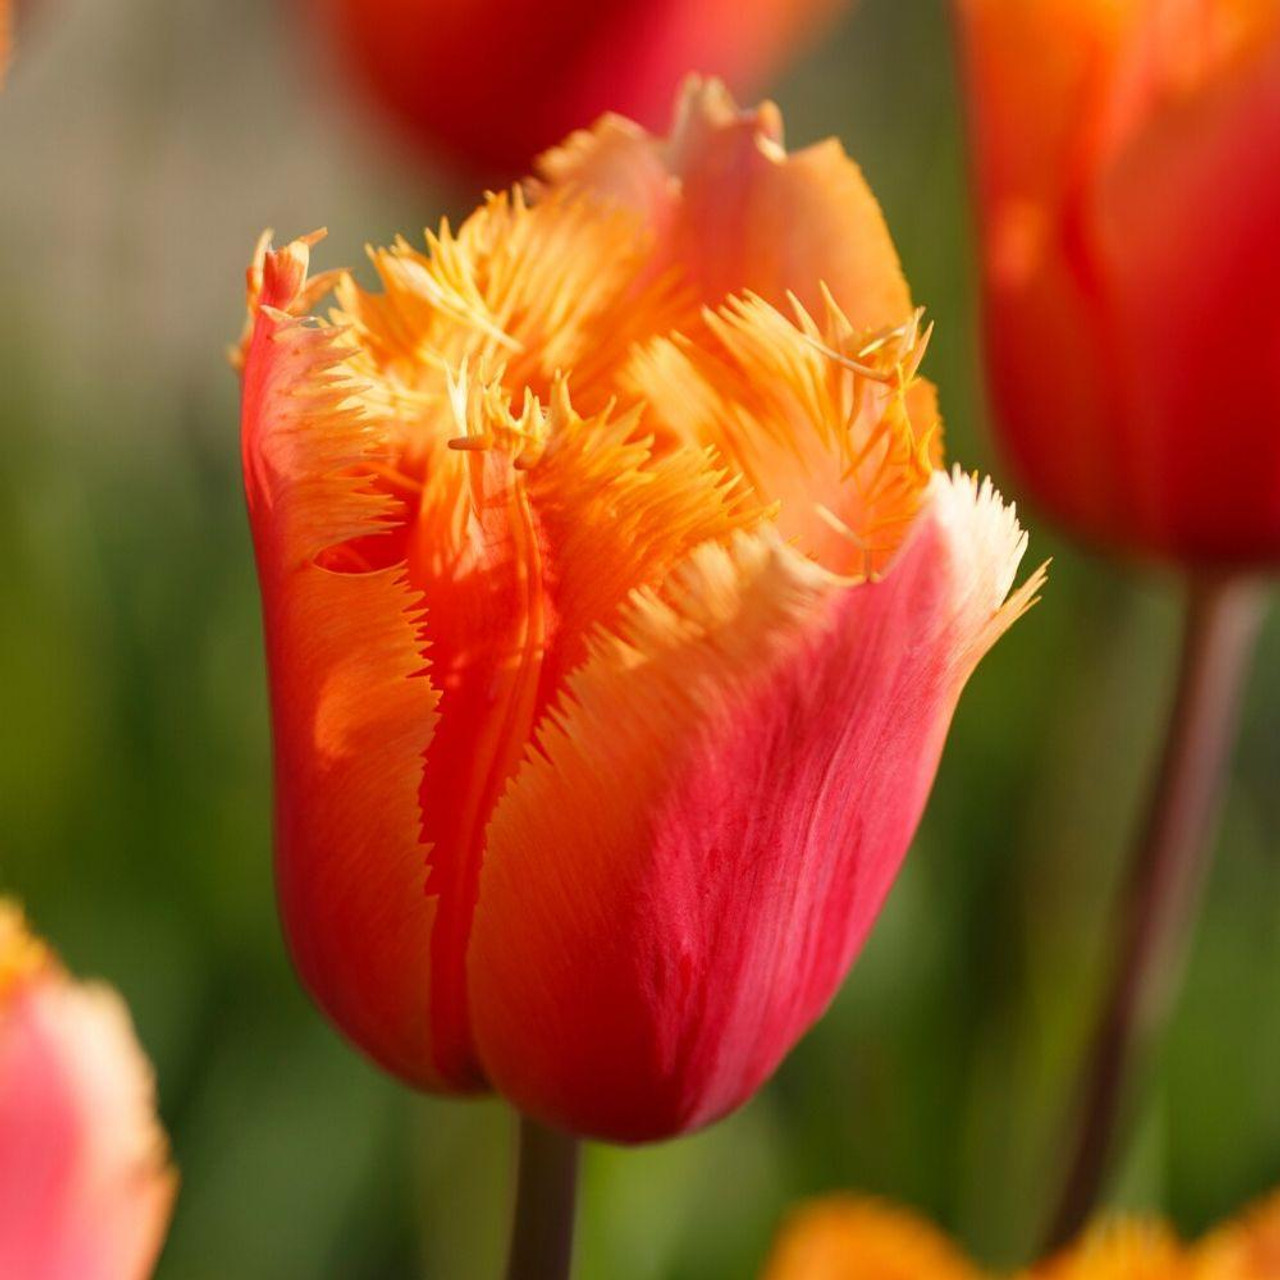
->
<box><xmin>2</xmin><ymin>1</ymin><xmax>1278</xmax><ymax>1276</ymax></box>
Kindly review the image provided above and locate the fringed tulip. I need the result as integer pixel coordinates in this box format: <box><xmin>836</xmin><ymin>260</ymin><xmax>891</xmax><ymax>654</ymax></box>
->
<box><xmin>319</xmin><ymin>0</ymin><xmax>845</xmax><ymax>179</ymax></box>
<box><xmin>0</xmin><ymin>903</ymin><xmax>174</xmax><ymax>1280</ymax></box>
<box><xmin>956</xmin><ymin>0</ymin><xmax>1280</xmax><ymax>565</ymax></box>
<box><xmin>238</xmin><ymin>80</ymin><xmax>1044</xmax><ymax>1143</ymax></box>
<box><xmin>762</xmin><ymin>1191</ymin><xmax>1280</xmax><ymax>1279</ymax></box>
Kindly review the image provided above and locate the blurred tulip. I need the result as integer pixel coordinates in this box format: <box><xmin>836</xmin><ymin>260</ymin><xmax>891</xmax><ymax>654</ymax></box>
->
<box><xmin>761</xmin><ymin>1191</ymin><xmax>1280</xmax><ymax>1278</ymax></box>
<box><xmin>956</xmin><ymin>0</ymin><xmax>1280</xmax><ymax>565</ymax></box>
<box><xmin>319</xmin><ymin>0</ymin><xmax>846</xmax><ymax>179</ymax></box>
<box><xmin>957</xmin><ymin>3</ymin><xmax>1278</xmax><ymax>1242</ymax></box>
<box><xmin>0</xmin><ymin>902</ymin><xmax>174</xmax><ymax>1280</ymax></box>
<box><xmin>0</xmin><ymin>0</ymin><xmax>9</xmax><ymax>83</ymax></box>
<box><xmin>761</xmin><ymin>1196</ymin><xmax>982</xmax><ymax>1280</ymax></box>
<box><xmin>1194</xmin><ymin>1190</ymin><xmax>1280</xmax><ymax>1280</ymax></box>
<box><xmin>1032</xmin><ymin>1224</ymin><xmax>1189</xmax><ymax>1280</ymax></box>
<box><xmin>238</xmin><ymin>79</ymin><xmax>1043</xmax><ymax>1144</ymax></box>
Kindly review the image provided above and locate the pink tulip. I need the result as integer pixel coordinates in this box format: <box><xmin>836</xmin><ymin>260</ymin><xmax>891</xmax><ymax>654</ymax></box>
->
<box><xmin>0</xmin><ymin>903</ymin><xmax>175</xmax><ymax>1280</ymax></box>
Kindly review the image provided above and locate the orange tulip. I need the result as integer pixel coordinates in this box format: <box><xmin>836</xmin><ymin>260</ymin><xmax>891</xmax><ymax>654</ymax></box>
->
<box><xmin>1194</xmin><ymin>1190</ymin><xmax>1280</xmax><ymax>1280</ymax></box>
<box><xmin>238</xmin><ymin>80</ymin><xmax>1044</xmax><ymax>1142</ymax></box>
<box><xmin>761</xmin><ymin>1191</ymin><xmax>1280</xmax><ymax>1279</ymax></box>
<box><xmin>956</xmin><ymin>0</ymin><xmax>1280</xmax><ymax>565</ymax></box>
<box><xmin>319</xmin><ymin>0</ymin><xmax>845</xmax><ymax>179</ymax></box>
<box><xmin>761</xmin><ymin>1196</ymin><xmax>983</xmax><ymax>1280</ymax></box>
<box><xmin>0</xmin><ymin>903</ymin><xmax>174</xmax><ymax>1280</ymax></box>
<box><xmin>1031</xmin><ymin>1225</ymin><xmax>1189</xmax><ymax>1280</ymax></box>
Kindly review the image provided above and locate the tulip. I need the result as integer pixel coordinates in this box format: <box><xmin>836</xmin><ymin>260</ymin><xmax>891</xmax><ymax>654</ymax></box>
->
<box><xmin>318</xmin><ymin>0</ymin><xmax>846</xmax><ymax>179</ymax></box>
<box><xmin>761</xmin><ymin>1196</ymin><xmax>982</xmax><ymax>1280</ymax></box>
<box><xmin>1196</xmin><ymin>1189</ymin><xmax>1280</xmax><ymax>1279</ymax></box>
<box><xmin>0</xmin><ymin>902</ymin><xmax>175</xmax><ymax>1280</ymax></box>
<box><xmin>955</xmin><ymin>0</ymin><xmax>1280</xmax><ymax>566</ymax></box>
<box><xmin>956</xmin><ymin>1</ymin><xmax>1278</xmax><ymax>1242</ymax></box>
<box><xmin>1031</xmin><ymin>1226</ymin><xmax>1190</xmax><ymax>1280</ymax></box>
<box><xmin>761</xmin><ymin>1191</ymin><xmax>1280</xmax><ymax>1279</ymax></box>
<box><xmin>238</xmin><ymin>79</ymin><xmax>1043</xmax><ymax>1148</ymax></box>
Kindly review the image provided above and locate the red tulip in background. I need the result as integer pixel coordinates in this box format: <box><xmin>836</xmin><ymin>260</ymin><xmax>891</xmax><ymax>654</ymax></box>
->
<box><xmin>957</xmin><ymin>1</ymin><xmax>1279</xmax><ymax>1247</ymax></box>
<box><xmin>238</xmin><ymin>80</ymin><xmax>1044</xmax><ymax>1144</ymax></box>
<box><xmin>956</xmin><ymin>0</ymin><xmax>1280</xmax><ymax>565</ymax></box>
<box><xmin>319</xmin><ymin>0</ymin><xmax>846</xmax><ymax>178</ymax></box>
<box><xmin>0</xmin><ymin>903</ymin><xmax>174</xmax><ymax>1280</ymax></box>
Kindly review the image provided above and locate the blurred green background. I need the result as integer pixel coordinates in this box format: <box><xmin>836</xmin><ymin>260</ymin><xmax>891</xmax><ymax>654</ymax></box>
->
<box><xmin>2</xmin><ymin>0</ymin><xmax>1278</xmax><ymax>1276</ymax></box>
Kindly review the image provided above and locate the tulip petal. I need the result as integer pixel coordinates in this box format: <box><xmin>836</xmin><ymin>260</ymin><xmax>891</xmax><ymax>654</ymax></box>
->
<box><xmin>955</xmin><ymin>0</ymin><xmax>1127</xmax><ymax>218</ymax></box>
<box><xmin>334</xmin><ymin>191</ymin><xmax>697</xmax><ymax>418</ymax></box>
<box><xmin>241</xmin><ymin>236</ymin><xmax>448</xmax><ymax>1088</ymax></box>
<box><xmin>760</xmin><ymin>1196</ymin><xmax>982</xmax><ymax>1280</ymax></box>
<box><xmin>469</xmin><ymin>470</ymin><xmax>1043</xmax><ymax>1141</ymax></box>
<box><xmin>243</xmin><ymin>235</ymin><xmax>763</xmax><ymax>1088</ymax></box>
<box><xmin>538</xmin><ymin>78</ymin><xmax>915</xmax><ymax>328</ymax></box>
<box><xmin>957</xmin><ymin>0</ymin><xmax>1280</xmax><ymax>561</ymax></box>
<box><xmin>401</xmin><ymin>373</ymin><xmax>758</xmax><ymax>1085</ymax></box>
<box><xmin>1095</xmin><ymin>28</ymin><xmax>1280</xmax><ymax>560</ymax></box>
<box><xmin>0</xmin><ymin>910</ymin><xmax>175</xmax><ymax>1280</ymax></box>
<box><xmin>622</xmin><ymin>289</ymin><xmax>938</xmax><ymax>575</ymax></box>
<box><xmin>955</xmin><ymin>0</ymin><xmax>1142</xmax><ymax>539</ymax></box>
<box><xmin>1028</xmin><ymin>1222</ymin><xmax>1187</xmax><ymax>1280</ymax></box>
<box><xmin>1194</xmin><ymin>1187</ymin><xmax>1280</xmax><ymax>1278</ymax></box>
<box><xmin>332</xmin><ymin>81</ymin><xmax>923</xmax><ymax>435</ymax></box>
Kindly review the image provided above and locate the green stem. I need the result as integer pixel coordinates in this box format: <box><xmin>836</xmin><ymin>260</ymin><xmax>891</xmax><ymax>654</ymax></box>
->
<box><xmin>505</xmin><ymin>1115</ymin><xmax>580</xmax><ymax>1280</ymax></box>
<box><xmin>1044</xmin><ymin>574</ymin><xmax>1266</xmax><ymax>1252</ymax></box>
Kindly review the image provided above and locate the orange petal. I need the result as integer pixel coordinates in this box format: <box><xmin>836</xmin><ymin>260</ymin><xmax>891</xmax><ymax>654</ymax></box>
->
<box><xmin>760</xmin><ymin>1196</ymin><xmax>982</xmax><ymax>1280</ymax></box>
<box><xmin>621</xmin><ymin>289</ymin><xmax>937</xmax><ymax>575</ymax></box>
<box><xmin>955</xmin><ymin>0</ymin><xmax>1145</xmax><ymax>543</ymax></box>
<box><xmin>538</xmin><ymin>77</ymin><xmax>915</xmax><ymax>328</ymax></box>
<box><xmin>334</xmin><ymin>81</ymin><xmax>921</xmax><ymax>436</ymax></box>
<box><xmin>333</xmin><ymin>190</ymin><xmax>695</xmax><ymax>419</ymax></box>
<box><xmin>244</xmin><ymin>234</ymin><xmax>761</xmax><ymax>1088</ymax></box>
<box><xmin>398</xmin><ymin>372</ymin><xmax>757</xmax><ymax>1084</ymax></box>
<box><xmin>955</xmin><ymin>0</ymin><xmax>1127</xmax><ymax>217</ymax></box>
<box><xmin>1027</xmin><ymin>1221</ymin><xmax>1189</xmax><ymax>1280</ymax></box>
<box><xmin>467</xmin><ymin>471</ymin><xmax>1043</xmax><ymax>1141</ymax></box>
<box><xmin>1192</xmin><ymin>1188</ymin><xmax>1280</xmax><ymax>1279</ymax></box>
<box><xmin>241</xmin><ymin>235</ymin><xmax>448</xmax><ymax>1089</ymax></box>
<box><xmin>1101</xmin><ymin>0</ymin><xmax>1280</xmax><ymax>148</ymax></box>
<box><xmin>0</xmin><ymin>905</ymin><xmax>175</xmax><ymax>1280</ymax></box>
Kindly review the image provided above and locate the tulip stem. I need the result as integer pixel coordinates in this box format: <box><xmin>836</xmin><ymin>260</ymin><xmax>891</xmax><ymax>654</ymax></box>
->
<box><xmin>506</xmin><ymin>1115</ymin><xmax>581</xmax><ymax>1280</ymax></box>
<box><xmin>1044</xmin><ymin>573</ymin><xmax>1266</xmax><ymax>1252</ymax></box>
